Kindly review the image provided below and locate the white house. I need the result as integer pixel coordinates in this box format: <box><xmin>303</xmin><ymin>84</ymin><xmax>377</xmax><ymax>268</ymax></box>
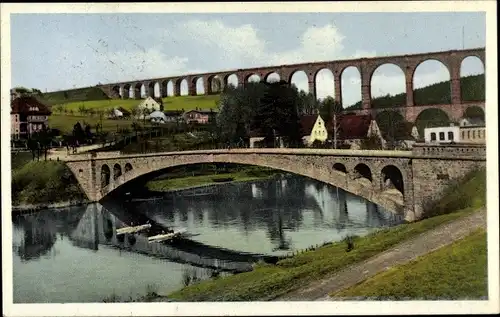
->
<box><xmin>149</xmin><ymin>110</ymin><xmax>168</xmax><ymax>123</ymax></box>
<box><xmin>108</xmin><ymin>108</ymin><xmax>123</xmax><ymax>119</ymax></box>
<box><xmin>137</xmin><ymin>96</ymin><xmax>161</xmax><ymax>112</ymax></box>
<box><xmin>424</xmin><ymin>126</ymin><xmax>460</xmax><ymax>144</ymax></box>
<box><xmin>300</xmin><ymin>114</ymin><xmax>329</xmax><ymax>146</ymax></box>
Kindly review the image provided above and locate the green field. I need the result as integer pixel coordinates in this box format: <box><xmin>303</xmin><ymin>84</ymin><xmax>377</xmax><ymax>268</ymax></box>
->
<box><xmin>164</xmin><ymin>168</ymin><xmax>486</xmax><ymax>301</ymax></box>
<box><xmin>146</xmin><ymin>167</ymin><xmax>280</xmax><ymax>192</ymax></box>
<box><xmin>331</xmin><ymin>228</ymin><xmax>487</xmax><ymax>300</ymax></box>
<box><xmin>52</xmin><ymin>94</ymin><xmax>220</xmax><ymax>112</ymax></box>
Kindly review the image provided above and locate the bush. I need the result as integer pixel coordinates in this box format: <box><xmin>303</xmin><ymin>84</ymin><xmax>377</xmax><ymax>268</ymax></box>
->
<box><xmin>422</xmin><ymin>168</ymin><xmax>486</xmax><ymax>218</ymax></box>
<box><xmin>11</xmin><ymin>161</ymin><xmax>86</xmax><ymax>205</ymax></box>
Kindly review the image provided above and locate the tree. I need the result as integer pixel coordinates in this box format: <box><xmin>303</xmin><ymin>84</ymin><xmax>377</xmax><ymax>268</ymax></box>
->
<box><xmin>72</xmin><ymin>122</ymin><xmax>85</xmax><ymax>144</ymax></box>
<box><xmin>319</xmin><ymin>96</ymin><xmax>343</xmax><ymax>125</ymax></box>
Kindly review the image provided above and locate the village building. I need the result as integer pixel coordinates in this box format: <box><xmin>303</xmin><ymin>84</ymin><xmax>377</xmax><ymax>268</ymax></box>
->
<box><xmin>334</xmin><ymin>114</ymin><xmax>384</xmax><ymax>149</ymax></box>
<box><xmin>149</xmin><ymin>110</ymin><xmax>168</xmax><ymax>124</ymax></box>
<box><xmin>459</xmin><ymin>124</ymin><xmax>486</xmax><ymax>144</ymax></box>
<box><xmin>424</xmin><ymin>126</ymin><xmax>461</xmax><ymax>144</ymax></box>
<box><xmin>108</xmin><ymin>108</ymin><xmax>124</xmax><ymax>119</ymax></box>
<box><xmin>11</xmin><ymin>96</ymin><xmax>52</xmax><ymax>140</ymax></box>
<box><xmin>183</xmin><ymin>109</ymin><xmax>217</xmax><ymax>124</ymax></box>
<box><xmin>299</xmin><ymin>114</ymin><xmax>329</xmax><ymax>146</ymax></box>
<box><xmin>137</xmin><ymin>96</ymin><xmax>161</xmax><ymax>112</ymax></box>
<box><xmin>248</xmin><ymin>130</ymin><xmax>284</xmax><ymax>148</ymax></box>
<box><xmin>163</xmin><ymin>110</ymin><xmax>185</xmax><ymax>123</ymax></box>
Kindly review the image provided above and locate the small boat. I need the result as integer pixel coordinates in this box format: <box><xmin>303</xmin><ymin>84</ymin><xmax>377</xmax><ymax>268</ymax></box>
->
<box><xmin>148</xmin><ymin>228</ymin><xmax>187</xmax><ymax>243</ymax></box>
<box><xmin>116</xmin><ymin>224</ymin><xmax>152</xmax><ymax>235</ymax></box>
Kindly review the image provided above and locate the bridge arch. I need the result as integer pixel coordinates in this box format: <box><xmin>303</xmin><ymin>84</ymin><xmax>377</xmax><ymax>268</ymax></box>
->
<box><xmin>415</xmin><ymin>108</ymin><xmax>451</xmax><ymax>136</ymax></box>
<box><xmin>381</xmin><ymin>165</ymin><xmax>404</xmax><ymax>195</ymax></box>
<box><xmin>93</xmin><ymin>152</ymin><xmax>407</xmax><ymax>215</ymax></box>
<box><xmin>333</xmin><ymin>163</ymin><xmax>347</xmax><ymax>173</ymax></box>
<box><xmin>125</xmin><ymin>163</ymin><xmax>133</xmax><ymax>173</ymax></box>
<box><xmin>111</xmin><ymin>85</ymin><xmax>120</xmax><ymax>98</ymax></box>
<box><xmin>463</xmin><ymin>105</ymin><xmax>485</xmax><ymax>121</ymax></box>
<box><xmin>101</xmin><ymin>164</ymin><xmax>111</xmax><ymax>189</ymax></box>
<box><xmin>225</xmin><ymin>74</ymin><xmax>238</xmax><ymax>89</ymax></box>
<box><xmin>340</xmin><ymin>66</ymin><xmax>361</xmax><ymax>109</ymax></box>
<box><xmin>208</xmin><ymin>75</ymin><xmax>223</xmax><ymax>94</ymax></box>
<box><xmin>289</xmin><ymin>70</ymin><xmax>309</xmax><ymax>93</ymax></box>
<box><xmin>113</xmin><ymin>164</ymin><xmax>122</xmax><ymax>180</ymax></box>
<box><xmin>353</xmin><ymin>163</ymin><xmax>372</xmax><ymax>182</ymax></box>
<box><xmin>246</xmin><ymin>74</ymin><xmax>261</xmax><ymax>83</ymax></box>
<box><xmin>314</xmin><ymin>68</ymin><xmax>335</xmax><ymax>100</ymax></box>
<box><xmin>122</xmin><ymin>84</ymin><xmax>131</xmax><ymax>99</ymax></box>
<box><xmin>147</xmin><ymin>82</ymin><xmax>155</xmax><ymax>98</ymax></box>
<box><xmin>412</xmin><ymin>59</ymin><xmax>451</xmax><ymax>105</ymax></box>
<box><xmin>264</xmin><ymin>72</ymin><xmax>280</xmax><ymax>83</ymax></box>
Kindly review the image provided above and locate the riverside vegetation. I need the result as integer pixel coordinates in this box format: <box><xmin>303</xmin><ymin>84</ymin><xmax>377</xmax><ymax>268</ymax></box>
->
<box><xmin>163</xmin><ymin>168</ymin><xmax>486</xmax><ymax>301</ymax></box>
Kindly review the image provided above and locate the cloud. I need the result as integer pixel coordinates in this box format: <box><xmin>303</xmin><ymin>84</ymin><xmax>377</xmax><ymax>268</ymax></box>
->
<box><xmin>96</xmin><ymin>48</ymin><xmax>192</xmax><ymax>82</ymax></box>
<box><xmin>49</xmin><ymin>18</ymin><xmax>483</xmax><ymax>102</ymax></box>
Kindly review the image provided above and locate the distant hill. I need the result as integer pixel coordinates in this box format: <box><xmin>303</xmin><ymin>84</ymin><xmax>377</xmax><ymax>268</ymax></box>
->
<box><xmin>38</xmin><ymin>87</ymin><xmax>110</xmax><ymax>106</ymax></box>
<box><xmin>345</xmin><ymin>74</ymin><xmax>485</xmax><ymax>110</ymax></box>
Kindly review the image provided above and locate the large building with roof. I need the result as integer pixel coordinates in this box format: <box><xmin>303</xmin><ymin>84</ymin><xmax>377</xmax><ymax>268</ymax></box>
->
<box><xmin>11</xmin><ymin>96</ymin><xmax>52</xmax><ymax>139</ymax></box>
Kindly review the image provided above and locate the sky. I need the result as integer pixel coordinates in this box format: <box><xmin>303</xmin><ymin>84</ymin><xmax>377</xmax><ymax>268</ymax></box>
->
<box><xmin>10</xmin><ymin>12</ymin><xmax>485</xmax><ymax>107</ymax></box>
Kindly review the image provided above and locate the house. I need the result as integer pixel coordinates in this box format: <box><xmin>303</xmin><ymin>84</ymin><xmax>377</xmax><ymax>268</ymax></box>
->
<box><xmin>249</xmin><ymin>129</ymin><xmax>284</xmax><ymax>148</ymax></box>
<box><xmin>183</xmin><ymin>109</ymin><xmax>217</xmax><ymax>124</ymax></box>
<box><xmin>459</xmin><ymin>117</ymin><xmax>485</xmax><ymax>127</ymax></box>
<box><xmin>164</xmin><ymin>110</ymin><xmax>184</xmax><ymax>123</ymax></box>
<box><xmin>333</xmin><ymin>114</ymin><xmax>384</xmax><ymax>149</ymax></box>
<box><xmin>117</xmin><ymin>107</ymin><xmax>131</xmax><ymax>118</ymax></box>
<box><xmin>459</xmin><ymin>125</ymin><xmax>486</xmax><ymax>144</ymax></box>
<box><xmin>11</xmin><ymin>96</ymin><xmax>52</xmax><ymax>140</ymax></box>
<box><xmin>108</xmin><ymin>108</ymin><xmax>123</xmax><ymax>119</ymax></box>
<box><xmin>149</xmin><ymin>111</ymin><xmax>168</xmax><ymax>123</ymax></box>
<box><xmin>424</xmin><ymin>126</ymin><xmax>460</xmax><ymax>144</ymax></box>
<box><xmin>299</xmin><ymin>114</ymin><xmax>328</xmax><ymax>146</ymax></box>
<box><xmin>137</xmin><ymin>96</ymin><xmax>161</xmax><ymax>112</ymax></box>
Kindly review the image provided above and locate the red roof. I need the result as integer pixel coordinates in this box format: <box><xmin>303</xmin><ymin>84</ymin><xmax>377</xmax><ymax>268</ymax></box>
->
<box><xmin>332</xmin><ymin>114</ymin><xmax>373</xmax><ymax>140</ymax></box>
<box><xmin>299</xmin><ymin>115</ymin><xmax>318</xmax><ymax>136</ymax></box>
<box><xmin>11</xmin><ymin>96</ymin><xmax>52</xmax><ymax>115</ymax></box>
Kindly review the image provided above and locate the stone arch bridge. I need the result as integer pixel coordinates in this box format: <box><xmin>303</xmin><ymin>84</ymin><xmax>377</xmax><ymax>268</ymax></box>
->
<box><xmin>65</xmin><ymin>144</ymin><xmax>486</xmax><ymax>222</ymax></box>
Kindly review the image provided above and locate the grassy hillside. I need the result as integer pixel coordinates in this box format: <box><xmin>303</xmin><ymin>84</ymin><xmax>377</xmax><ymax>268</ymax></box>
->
<box><xmin>347</xmin><ymin>74</ymin><xmax>485</xmax><ymax>110</ymax></box>
<box><xmin>51</xmin><ymin>94</ymin><xmax>220</xmax><ymax>112</ymax></box>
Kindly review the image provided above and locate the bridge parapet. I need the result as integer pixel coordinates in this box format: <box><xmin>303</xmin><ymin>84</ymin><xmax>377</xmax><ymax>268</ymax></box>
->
<box><xmin>412</xmin><ymin>143</ymin><xmax>486</xmax><ymax>160</ymax></box>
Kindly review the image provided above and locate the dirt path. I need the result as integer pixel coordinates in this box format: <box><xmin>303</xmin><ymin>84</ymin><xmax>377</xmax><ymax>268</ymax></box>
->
<box><xmin>276</xmin><ymin>208</ymin><xmax>487</xmax><ymax>301</ymax></box>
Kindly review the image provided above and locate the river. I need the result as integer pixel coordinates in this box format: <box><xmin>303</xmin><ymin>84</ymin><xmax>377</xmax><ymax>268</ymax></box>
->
<box><xmin>12</xmin><ymin>175</ymin><xmax>404</xmax><ymax>303</ymax></box>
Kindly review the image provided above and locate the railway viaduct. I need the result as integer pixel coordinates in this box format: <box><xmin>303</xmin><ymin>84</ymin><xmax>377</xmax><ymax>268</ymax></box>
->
<box><xmin>63</xmin><ymin>143</ymin><xmax>486</xmax><ymax>223</ymax></box>
<box><xmin>94</xmin><ymin>47</ymin><xmax>485</xmax><ymax>122</ymax></box>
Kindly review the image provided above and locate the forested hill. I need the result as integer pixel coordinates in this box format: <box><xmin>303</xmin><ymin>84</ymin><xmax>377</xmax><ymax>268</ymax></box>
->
<box><xmin>38</xmin><ymin>87</ymin><xmax>110</xmax><ymax>105</ymax></box>
<box><xmin>346</xmin><ymin>74</ymin><xmax>485</xmax><ymax>110</ymax></box>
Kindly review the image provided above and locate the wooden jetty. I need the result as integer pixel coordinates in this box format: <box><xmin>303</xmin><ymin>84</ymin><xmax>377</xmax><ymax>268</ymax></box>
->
<box><xmin>148</xmin><ymin>228</ymin><xmax>187</xmax><ymax>243</ymax></box>
<box><xmin>116</xmin><ymin>224</ymin><xmax>151</xmax><ymax>236</ymax></box>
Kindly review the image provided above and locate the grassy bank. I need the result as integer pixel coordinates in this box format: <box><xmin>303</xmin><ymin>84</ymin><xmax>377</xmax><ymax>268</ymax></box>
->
<box><xmin>146</xmin><ymin>167</ymin><xmax>281</xmax><ymax>192</ymax></box>
<box><xmin>331</xmin><ymin>228</ymin><xmax>487</xmax><ymax>300</ymax></box>
<box><xmin>11</xmin><ymin>160</ymin><xmax>86</xmax><ymax>206</ymax></box>
<box><xmin>166</xmin><ymin>207</ymin><xmax>479</xmax><ymax>301</ymax></box>
<box><xmin>165</xmin><ymin>168</ymin><xmax>486</xmax><ymax>301</ymax></box>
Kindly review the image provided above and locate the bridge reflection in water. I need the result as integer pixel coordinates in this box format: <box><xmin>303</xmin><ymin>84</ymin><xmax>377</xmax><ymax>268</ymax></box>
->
<box><xmin>12</xmin><ymin>176</ymin><xmax>404</xmax><ymax>303</ymax></box>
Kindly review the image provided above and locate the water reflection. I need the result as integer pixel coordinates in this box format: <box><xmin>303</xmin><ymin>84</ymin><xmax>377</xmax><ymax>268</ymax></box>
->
<box><xmin>12</xmin><ymin>175</ymin><xmax>404</xmax><ymax>303</ymax></box>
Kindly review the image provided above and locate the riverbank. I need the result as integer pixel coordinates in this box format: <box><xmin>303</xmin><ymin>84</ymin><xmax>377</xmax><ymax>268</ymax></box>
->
<box><xmin>11</xmin><ymin>160</ymin><xmax>86</xmax><ymax>208</ymax></box>
<box><xmin>146</xmin><ymin>167</ymin><xmax>282</xmax><ymax>192</ymax></box>
<box><xmin>159</xmin><ymin>168</ymin><xmax>486</xmax><ymax>301</ymax></box>
<box><xmin>12</xmin><ymin>200</ymin><xmax>91</xmax><ymax>214</ymax></box>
